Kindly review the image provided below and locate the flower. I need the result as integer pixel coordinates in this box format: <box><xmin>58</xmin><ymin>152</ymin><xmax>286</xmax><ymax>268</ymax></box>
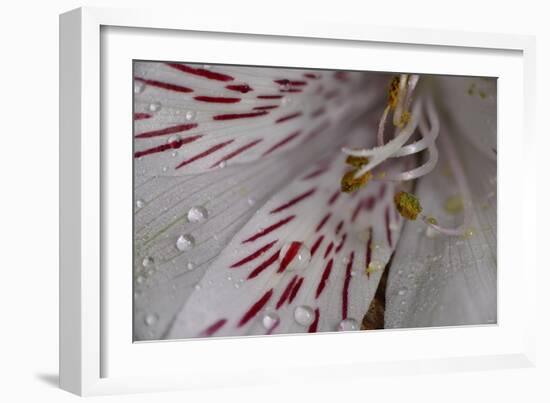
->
<box><xmin>133</xmin><ymin>62</ymin><xmax>497</xmax><ymax>340</ymax></box>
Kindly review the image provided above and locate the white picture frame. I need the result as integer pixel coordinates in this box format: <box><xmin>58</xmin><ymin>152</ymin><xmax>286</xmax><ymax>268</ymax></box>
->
<box><xmin>59</xmin><ymin>6</ymin><xmax>536</xmax><ymax>396</ymax></box>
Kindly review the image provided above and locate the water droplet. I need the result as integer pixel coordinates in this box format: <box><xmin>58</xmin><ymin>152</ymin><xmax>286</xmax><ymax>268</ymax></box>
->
<box><xmin>294</xmin><ymin>305</ymin><xmax>315</xmax><ymax>326</ymax></box>
<box><xmin>167</xmin><ymin>134</ymin><xmax>181</xmax><ymax>144</ymax></box>
<box><xmin>134</xmin><ymin>80</ymin><xmax>145</xmax><ymax>94</ymax></box>
<box><xmin>341</xmin><ymin>256</ymin><xmax>350</xmax><ymax>264</ymax></box>
<box><xmin>194</xmin><ymin>283</ymin><xmax>201</xmax><ymax>290</ymax></box>
<box><xmin>218</xmin><ymin>161</ymin><xmax>227</xmax><ymax>169</ymax></box>
<box><xmin>337</xmin><ymin>318</ymin><xmax>359</xmax><ymax>331</ymax></box>
<box><xmin>148</xmin><ymin>102</ymin><xmax>162</xmax><ymax>112</ymax></box>
<box><xmin>176</xmin><ymin>234</ymin><xmax>195</xmax><ymax>252</ymax></box>
<box><xmin>136</xmin><ymin>199</ymin><xmax>145</xmax><ymax>209</ymax></box>
<box><xmin>171</xmin><ymin>151</ymin><xmax>179</xmax><ymax>157</ymax></box>
<box><xmin>136</xmin><ymin>275</ymin><xmax>145</xmax><ymax>284</ymax></box>
<box><xmin>262</xmin><ymin>312</ymin><xmax>279</xmax><ymax>329</ymax></box>
<box><xmin>185</xmin><ymin>110</ymin><xmax>196</xmax><ymax>121</ymax></box>
<box><xmin>226</xmin><ymin>275</ymin><xmax>232</xmax><ymax>281</ymax></box>
<box><xmin>202</xmin><ymin>64</ymin><xmax>212</xmax><ymax>70</ymax></box>
<box><xmin>281</xmin><ymin>95</ymin><xmax>292</xmax><ymax>107</ymax></box>
<box><xmin>161</xmin><ymin>166</ymin><xmax>168</xmax><ymax>173</ymax></box>
<box><xmin>142</xmin><ymin>256</ymin><xmax>154</xmax><ymax>267</ymax></box>
<box><xmin>247</xmin><ymin>197</ymin><xmax>256</xmax><ymax>206</ymax></box>
<box><xmin>398</xmin><ymin>287</ymin><xmax>407</xmax><ymax>296</ymax></box>
<box><xmin>425</xmin><ymin>226</ymin><xmax>439</xmax><ymax>238</ymax></box>
<box><xmin>144</xmin><ymin>313</ymin><xmax>158</xmax><ymax>326</ymax></box>
<box><xmin>187</xmin><ymin>262</ymin><xmax>195</xmax><ymax>271</ymax></box>
<box><xmin>187</xmin><ymin>206</ymin><xmax>208</xmax><ymax>223</ymax></box>
<box><xmin>280</xmin><ymin>242</ymin><xmax>311</xmax><ymax>271</ymax></box>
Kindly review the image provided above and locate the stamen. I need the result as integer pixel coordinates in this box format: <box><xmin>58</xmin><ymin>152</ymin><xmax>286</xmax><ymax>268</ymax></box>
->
<box><xmin>341</xmin><ymin>169</ymin><xmax>372</xmax><ymax>193</ymax></box>
<box><xmin>345</xmin><ymin>155</ymin><xmax>369</xmax><ymax>167</ymax></box>
<box><xmin>394</xmin><ymin>191</ymin><xmax>422</xmax><ymax>220</ymax></box>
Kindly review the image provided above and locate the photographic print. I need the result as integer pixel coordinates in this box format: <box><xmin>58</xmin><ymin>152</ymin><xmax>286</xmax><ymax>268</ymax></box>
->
<box><xmin>133</xmin><ymin>61</ymin><xmax>496</xmax><ymax>341</ymax></box>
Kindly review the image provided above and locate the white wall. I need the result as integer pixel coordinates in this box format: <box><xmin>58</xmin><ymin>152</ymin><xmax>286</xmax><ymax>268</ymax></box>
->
<box><xmin>1</xmin><ymin>0</ymin><xmax>548</xmax><ymax>401</ymax></box>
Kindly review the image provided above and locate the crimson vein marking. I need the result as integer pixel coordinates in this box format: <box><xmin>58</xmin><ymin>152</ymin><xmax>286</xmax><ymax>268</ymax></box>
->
<box><xmin>276</xmin><ymin>276</ymin><xmax>298</xmax><ymax>309</ymax></box>
<box><xmin>365</xmin><ymin>196</ymin><xmax>376</xmax><ymax>211</ymax></box>
<box><xmin>242</xmin><ymin>215</ymin><xmax>295</xmax><ymax>244</ymax></box>
<box><xmin>288</xmin><ymin>277</ymin><xmax>304</xmax><ymax>304</ymax></box>
<box><xmin>275</xmin><ymin>112</ymin><xmax>303</xmax><ymax>124</ymax></box>
<box><xmin>200</xmin><ymin>318</ymin><xmax>227</xmax><ymax>337</ymax></box>
<box><xmin>277</xmin><ymin>242</ymin><xmax>302</xmax><ymax>273</ymax></box>
<box><xmin>385</xmin><ymin>206</ymin><xmax>393</xmax><ymax>248</ymax></box>
<box><xmin>226</xmin><ymin>84</ymin><xmax>253</xmax><ymax>93</ymax></box>
<box><xmin>301</xmin><ymin>167</ymin><xmax>327</xmax><ymax>180</ymax></box>
<box><xmin>304</xmin><ymin>73</ymin><xmax>320</xmax><ymax>79</ymax></box>
<box><xmin>351</xmin><ymin>199</ymin><xmax>364</xmax><ymax>222</ymax></box>
<box><xmin>134</xmin><ymin>112</ymin><xmax>152</xmax><ymax>120</ymax></box>
<box><xmin>176</xmin><ymin>140</ymin><xmax>234</xmax><ymax>169</ymax></box>
<box><xmin>135</xmin><ymin>77</ymin><xmax>193</xmax><ymax>93</ymax></box>
<box><xmin>311</xmin><ymin>235</ymin><xmax>324</xmax><ymax>257</ymax></box>
<box><xmin>166</xmin><ymin>63</ymin><xmax>234</xmax><ymax>82</ymax></box>
<box><xmin>316</xmin><ymin>258</ymin><xmax>333</xmax><ymax>298</ymax></box>
<box><xmin>335</xmin><ymin>220</ymin><xmax>344</xmax><ymax>235</ymax></box>
<box><xmin>280</xmin><ymin>88</ymin><xmax>302</xmax><ymax>93</ymax></box>
<box><xmin>257</xmin><ymin>95</ymin><xmax>283</xmax><ymax>99</ymax></box>
<box><xmin>230</xmin><ymin>240</ymin><xmax>277</xmax><ymax>268</ymax></box>
<box><xmin>213</xmin><ymin>111</ymin><xmax>268</xmax><ymax>121</ymax></box>
<box><xmin>315</xmin><ymin>213</ymin><xmax>331</xmax><ymax>233</ymax></box>
<box><xmin>194</xmin><ymin>96</ymin><xmax>241</xmax><ymax>104</ymax></box>
<box><xmin>342</xmin><ymin>251</ymin><xmax>354</xmax><ymax>320</ymax></box>
<box><xmin>311</xmin><ymin>107</ymin><xmax>326</xmax><ymax>118</ymax></box>
<box><xmin>378</xmin><ymin>184</ymin><xmax>387</xmax><ymax>199</ymax></box>
<box><xmin>328</xmin><ymin>190</ymin><xmax>340</xmax><ymax>206</ymax></box>
<box><xmin>253</xmin><ymin>105</ymin><xmax>279</xmax><ymax>110</ymax></box>
<box><xmin>366</xmin><ymin>227</ymin><xmax>373</xmax><ymax>277</ymax></box>
<box><xmin>134</xmin><ymin>135</ymin><xmax>202</xmax><ymax>158</ymax></box>
<box><xmin>324</xmin><ymin>242</ymin><xmax>334</xmax><ymax>259</ymax></box>
<box><xmin>301</xmin><ymin>121</ymin><xmax>331</xmax><ymax>144</ymax></box>
<box><xmin>270</xmin><ymin>188</ymin><xmax>316</xmax><ymax>214</ymax></box>
<box><xmin>238</xmin><ymin>289</ymin><xmax>273</xmax><ymax>327</ymax></box>
<box><xmin>247</xmin><ymin>250</ymin><xmax>281</xmax><ymax>279</ymax></box>
<box><xmin>335</xmin><ymin>234</ymin><xmax>347</xmax><ymax>254</ymax></box>
<box><xmin>135</xmin><ymin>123</ymin><xmax>198</xmax><ymax>139</ymax></box>
<box><xmin>262</xmin><ymin>130</ymin><xmax>301</xmax><ymax>156</ymax></box>
<box><xmin>308</xmin><ymin>308</ymin><xmax>320</xmax><ymax>332</ymax></box>
<box><xmin>210</xmin><ymin>139</ymin><xmax>262</xmax><ymax>168</ymax></box>
<box><xmin>274</xmin><ymin>79</ymin><xmax>307</xmax><ymax>86</ymax></box>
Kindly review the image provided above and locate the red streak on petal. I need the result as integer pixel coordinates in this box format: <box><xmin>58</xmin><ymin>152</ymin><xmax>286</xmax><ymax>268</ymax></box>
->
<box><xmin>226</xmin><ymin>84</ymin><xmax>253</xmax><ymax>93</ymax></box>
<box><xmin>238</xmin><ymin>289</ymin><xmax>274</xmax><ymax>327</ymax></box>
<box><xmin>315</xmin><ymin>213</ymin><xmax>331</xmax><ymax>233</ymax></box>
<box><xmin>277</xmin><ymin>241</ymin><xmax>302</xmax><ymax>273</ymax></box>
<box><xmin>200</xmin><ymin>318</ymin><xmax>227</xmax><ymax>337</ymax></box>
<box><xmin>378</xmin><ymin>184</ymin><xmax>387</xmax><ymax>199</ymax></box>
<box><xmin>257</xmin><ymin>95</ymin><xmax>283</xmax><ymax>99</ymax></box>
<box><xmin>134</xmin><ymin>135</ymin><xmax>202</xmax><ymax>158</ymax></box>
<box><xmin>288</xmin><ymin>277</ymin><xmax>304</xmax><ymax>304</ymax></box>
<box><xmin>304</xmin><ymin>73</ymin><xmax>320</xmax><ymax>79</ymax></box>
<box><xmin>334</xmin><ymin>71</ymin><xmax>349</xmax><ymax>81</ymax></box>
<box><xmin>335</xmin><ymin>233</ymin><xmax>347</xmax><ymax>254</ymax></box>
<box><xmin>166</xmin><ymin>63</ymin><xmax>234</xmax><ymax>82</ymax></box>
<box><xmin>276</xmin><ymin>112</ymin><xmax>303</xmax><ymax>124</ymax></box>
<box><xmin>323</xmin><ymin>242</ymin><xmax>334</xmax><ymax>259</ymax></box>
<box><xmin>342</xmin><ymin>252</ymin><xmax>354</xmax><ymax>319</ymax></box>
<box><xmin>325</xmin><ymin>90</ymin><xmax>340</xmax><ymax>100</ymax></box>
<box><xmin>328</xmin><ymin>190</ymin><xmax>340</xmax><ymax>206</ymax></box>
<box><xmin>351</xmin><ymin>199</ymin><xmax>364</xmax><ymax>222</ymax></box>
<box><xmin>194</xmin><ymin>96</ymin><xmax>241</xmax><ymax>103</ymax></box>
<box><xmin>276</xmin><ymin>275</ymin><xmax>298</xmax><ymax>309</ymax></box>
<box><xmin>253</xmin><ymin>105</ymin><xmax>279</xmax><ymax>110</ymax></box>
<box><xmin>365</xmin><ymin>196</ymin><xmax>376</xmax><ymax>211</ymax></box>
<box><xmin>311</xmin><ymin>235</ymin><xmax>324</xmax><ymax>256</ymax></box>
<box><xmin>301</xmin><ymin>121</ymin><xmax>331</xmax><ymax>144</ymax></box>
<box><xmin>243</xmin><ymin>215</ymin><xmax>296</xmax><ymax>244</ymax></box>
<box><xmin>311</xmin><ymin>107</ymin><xmax>326</xmax><ymax>118</ymax></box>
<box><xmin>335</xmin><ymin>220</ymin><xmax>344</xmax><ymax>235</ymax></box>
<box><xmin>385</xmin><ymin>206</ymin><xmax>393</xmax><ymax>248</ymax></box>
<box><xmin>230</xmin><ymin>240</ymin><xmax>278</xmax><ymax>268</ymax></box>
<box><xmin>274</xmin><ymin>79</ymin><xmax>307</xmax><ymax>86</ymax></box>
<box><xmin>210</xmin><ymin>139</ymin><xmax>262</xmax><ymax>168</ymax></box>
<box><xmin>262</xmin><ymin>130</ymin><xmax>301</xmax><ymax>156</ymax></box>
<box><xmin>247</xmin><ymin>250</ymin><xmax>281</xmax><ymax>279</ymax></box>
<box><xmin>316</xmin><ymin>259</ymin><xmax>333</xmax><ymax>298</ymax></box>
<box><xmin>280</xmin><ymin>88</ymin><xmax>302</xmax><ymax>93</ymax></box>
<box><xmin>213</xmin><ymin>111</ymin><xmax>268</xmax><ymax>121</ymax></box>
<box><xmin>270</xmin><ymin>188</ymin><xmax>316</xmax><ymax>214</ymax></box>
<box><xmin>366</xmin><ymin>227</ymin><xmax>373</xmax><ymax>277</ymax></box>
<box><xmin>308</xmin><ymin>308</ymin><xmax>320</xmax><ymax>332</ymax></box>
<box><xmin>175</xmin><ymin>140</ymin><xmax>234</xmax><ymax>169</ymax></box>
<box><xmin>301</xmin><ymin>167</ymin><xmax>327</xmax><ymax>180</ymax></box>
<box><xmin>135</xmin><ymin>77</ymin><xmax>193</xmax><ymax>93</ymax></box>
<box><xmin>135</xmin><ymin>123</ymin><xmax>198</xmax><ymax>139</ymax></box>
<box><xmin>134</xmin><ymin>112</ymin><xmax>152</xmax><ymax>120</ymax></box>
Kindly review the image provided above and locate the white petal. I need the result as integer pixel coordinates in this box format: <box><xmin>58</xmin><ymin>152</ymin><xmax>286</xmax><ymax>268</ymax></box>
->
<box><xmin>385</xmin><ymin>121</ymin><xmax>497</xmax><ymax>328</ymax></box>
<box><xmin>134</xmin><ymin>62</ymin><xmax>383</xmax><ymax>175</ymax></box>
<box><xmin>167</xmin><ymin>126</ymin><xmax>406</xmax><ymax>339</ymax></box>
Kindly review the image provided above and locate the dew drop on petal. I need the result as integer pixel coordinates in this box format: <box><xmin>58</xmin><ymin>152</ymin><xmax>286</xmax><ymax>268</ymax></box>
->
<box><xmin>262</xmin><ymin>312</ymin><xmax>280</xmax><ymax>329</ymax></box>
<box><xmin>187</xmin><ymin>262</ymin><xmax>195</xmax><ymax>271</ymax></box>
<box><xmin>194</xmin><ymin>283</ymin><xmax>201</xmax><ymax>290</ymax></box>
<box><xmin>247</xmin><ymin>197</ymin><xmax>256</xmax><ymax>206</ymax></box>
<box><xmin>167</xmin><ymin>134</ymin><xmax>181</xmax><ymax>144</ymax></box>
<box><xmin>176</xmin><ymin>234</ymin><xmax>195</xmax><ymax>252</ymax></box>
<box><xmin>294</xmin><ymin>305</ymin><xmax>315</xmax><ymax>326</ymax></box>
<box><xmin>185</xmin><ymin>110</ymin><xmax>196</xmax><ymax>121</ymax></box>
<box><xmin>136</xmin><ymin>275</ymin><xmax>145</xmax><ymax>284</ymax></box>
<box><xmin>397</xmin><ymin>287</ymin><xmax>407</xmax><ymax>296</ymax></box>
<box><xmin>280</xmin><ymin>242</ymin><xmax>311</xmax><ymax>271</ymax></box>
<box><xmin>142</xmin><ymin>256</ymin><xmax>154</xmax><ymax>268</ymax></box>
<box><xmin>187</xmin><ymin>206</ymin><xmax>208</xmax><ymax>223</ymax></box>
<box><xmin>144</xmin><ymin>313</ymin><xmax>158</xmax><ymax>326</ymax></box>
<box><xmin>134</xmin><ymin>80</ymin><xmax>145</xmax><ymax>94</ymax></box>
<box><xmin>136</xmin><ymin>199</ymin><xmax>145</xmax><ymax>209</ymax></box>
<box><xmin>148</xmin><ymin>102</ymin><xmax>162</xmax><ymax>112</ymax></box>
<box><xmin>337</xmin><ymin>318</ymin><xmax>359</xmax><ymax>331</ymax></box>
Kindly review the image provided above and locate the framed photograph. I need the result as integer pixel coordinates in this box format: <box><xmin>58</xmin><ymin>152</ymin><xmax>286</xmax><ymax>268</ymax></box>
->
<box><xmin>60</xmin><ymin>7</ymin><xmax>536</xmax><ymax>396</ymax></box>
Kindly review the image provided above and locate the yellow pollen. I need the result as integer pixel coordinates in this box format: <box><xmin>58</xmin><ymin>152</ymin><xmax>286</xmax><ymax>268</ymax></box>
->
<box><xmin>388</xmin><ymin>76</ymin><xmax>401</xmax><ymax>109</ymax></box>
<box><xmin>462</xmin><ymin>227</ymin><xmax>476</xmax><ymax>239</ymax></box>
<box><xmin>366</xmin><ymin>261</ymin><xmax>382</xmax><ymax>275</ymax></box>
<box><xmin>345</xmin><ymin>155</ymin><xmax>370</xmax><ymax>168</ymax></box>
<box><xmin>394</xmin><ymin>191</ymin><xmax>422</xmax><ymax>220</ymax></box>
<box><xmin>341</xmin><ymin>169</ymin><xmax>372</xmax><ymax>193</ymax></box>
<box><xmin>444</xmin><ymin>195</ymin><xmax>464</xmax><ymax>214</ymax></box>
<box><xmin>426</xmin><ymin>216</ymin><xmax>438</xmax><ymax>225</ymax></box>
<box><xmin>397</xmin><ymin>110</ymin><xmax>411</xmax><ymax>128</ymax></box>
